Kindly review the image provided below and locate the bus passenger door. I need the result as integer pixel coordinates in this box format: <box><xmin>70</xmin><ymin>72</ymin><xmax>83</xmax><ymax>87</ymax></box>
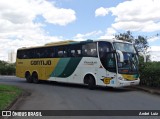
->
<box><xmin>100</xmin><ymin>52</ymin><xmax>117</xmax><ymax>86</ymax></box>
<box><xmin>98</xmin><ymin>41</ymin><xmax>117</xmax><ymax>86</ymax></box>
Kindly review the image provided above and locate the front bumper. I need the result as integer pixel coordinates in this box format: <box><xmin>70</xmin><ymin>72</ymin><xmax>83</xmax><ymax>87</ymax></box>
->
<box><xmin>117</xmin><ymin>78</ymin><xmax>140</xmax><ymax>87</ymax></box>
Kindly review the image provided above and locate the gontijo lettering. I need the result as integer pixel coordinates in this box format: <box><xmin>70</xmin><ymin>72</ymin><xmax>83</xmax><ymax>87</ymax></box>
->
<box><xmin>31</xmin><ymin>60</ymin><xmax>51</xmax><ymax>65</ymax></box>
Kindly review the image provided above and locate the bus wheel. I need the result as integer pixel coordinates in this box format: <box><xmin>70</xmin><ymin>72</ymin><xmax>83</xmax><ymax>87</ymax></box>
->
<box><xmin>32</xmin><ymin>72</ymin><xmax>39</xmax><ymax>84</ymax></box>
<box><xmin>25</xmin><ymin>72</ymin><xmax>32</xmax><ymax>83</ymax></box>
<box><xmin>87</xmin><ymin>75</ymin><xmax>96</xmax><ymax>90</ymax></box>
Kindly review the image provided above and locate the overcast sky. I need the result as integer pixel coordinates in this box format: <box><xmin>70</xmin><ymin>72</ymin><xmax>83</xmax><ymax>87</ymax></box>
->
<box><xmin>0</xmin><ymin>0</ymin><xmax>160</xmax><ymax>61</ymax></box>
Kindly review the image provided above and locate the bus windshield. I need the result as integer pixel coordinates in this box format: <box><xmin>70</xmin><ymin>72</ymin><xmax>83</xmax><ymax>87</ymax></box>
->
<box><xmin>114</xmin><ymin>42</ymin><xmax>136</xmax><ymax>53</ymax></box>
<box><xmin>114</xmin><ymin>42</ymin><xmax>139</xmax><ymax>74</ymax></box>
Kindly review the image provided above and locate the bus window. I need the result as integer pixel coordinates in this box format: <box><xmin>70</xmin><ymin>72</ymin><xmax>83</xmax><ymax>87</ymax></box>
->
<box><xmin>17</xmin><ymin>50</ymin><xmax>29</xmax><ymax>59</ymax></box>
<box><xmin>29</xmin><ymin>49</ymin><xmax>35</xmax><ymax>58</ymax></box>
<box><xmin>23</xmin><ymin>50</ymin><xmax>30</xmax><ymax>59</ymax></box>
<box><xmin>99</xmin><ymin>41</ymin><xmax>116</xmax><ymax>72</ymax></box>
<box><xmin>99</xmin><ymin>42</ymin><xmax>113</xmax><ymax>58</ymax></box>
<box><xmin>17</xmin><ymin>47</ymin><xmax>55</xmax><ymax>59</ymax></box>
<box><xmin>69</xmin><ymin>45</ymin><xmax>82</xmax><ymax>57</ymax></box>
<box><xmin>64</xmin><ymin>50</ymin><xmax>67</xmax><ymax>57</ymax></box>
<box><xmin>49</xmin><ymin>47</ymin><xmax>55</xmax><ymax>58</ymax></box>
<box><xmin>34</xmin><ymin>48</ymin><xmax>41</xmax><ymax>58</ymax></box>
<box><xmin>34</xmin><ymin>47</ymin><xmax>55</xmax><ymax>58</ymax></box>
<box><xmin>56</xmin><ymin>46</ymin><xmax>68</xmax><ymax>58</ymax></box>
<box><xmin>82</xmin><ymin>42</ymin><xmax>97</xmax><ymax>57</ymax></box>
<box><xmin>57</xmin><ymin>47</ymin><xmax>63</xmax><ymax>57</ymax></box>
<box><xmin>17</xmin><ymin>50</ymin><xmax>23</xmax><ymax>59</ymax></box>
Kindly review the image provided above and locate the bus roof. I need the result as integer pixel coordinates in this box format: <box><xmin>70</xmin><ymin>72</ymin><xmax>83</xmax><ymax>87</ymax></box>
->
<box><xmin>45</xmin><ymin>40</ymin><xmax>76</xmax><ymax>46</ymax></box>
<box><xmin>98</xmin><ymin>39</ymin><xmax>132</xmax><ymax>44</ymax></box>
<box><xmin>18</xmin><ymin>40</ymin><xmax>77</xmax><ymax>50</ymax></box>
<box><xmin>18</xmin><ymin>39</ymin><xmax>132</xmax><ymax>50</ymax></box>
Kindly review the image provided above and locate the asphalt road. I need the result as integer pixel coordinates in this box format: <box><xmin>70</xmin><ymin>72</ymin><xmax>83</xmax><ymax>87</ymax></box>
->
<box><xmin>0</xmin><ymin>76</ymin><xmax>160</xmax><ymax>119</ymax></box>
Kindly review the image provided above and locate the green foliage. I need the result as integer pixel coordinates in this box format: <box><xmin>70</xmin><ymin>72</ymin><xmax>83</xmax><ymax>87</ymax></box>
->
<box><xmin>0</xmin><ymin>84</ymin><xmax>22</xmax><ymax>110</ymax></box>
<box><xmin>115</xmin><ymin>31</ymin><xmax>134</xmax><ymax>42</ymax></box>
<box><xmin>134</xmin><ymin>36</ymin><xmax>149</xmax><ymax>52</ymax></box>
<box><xmin>0</xmin><ymin>60</ymin><xmax>15</xmax><ymax>75</ymax></box>
<box><xmin>115</xmin><ymin>30</ymin><xmax>149</xmax><ymax>53</ymax></box>
<box><xmin>139</xmin><ymin>61</ymin><xmax>160</xmax><ymax>87</ymax></box>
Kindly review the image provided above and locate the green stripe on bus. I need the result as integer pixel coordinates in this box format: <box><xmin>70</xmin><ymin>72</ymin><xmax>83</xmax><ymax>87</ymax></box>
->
<box><xmin>58</xmin><ymin>57</ymin><xmax>82</xmax><ymax>77</ymax></box>
<box><xmin>51</xmin><ymin>58</ymin><xmax>71</xmax><ymax>77</ymax></box>
<box><xmin>50</xmin><ymin>57</ymin><xmax>82</xmax><ymax>78</ymax></box>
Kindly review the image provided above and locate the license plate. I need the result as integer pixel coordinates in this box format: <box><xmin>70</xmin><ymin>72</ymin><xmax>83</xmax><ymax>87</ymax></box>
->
<box><xmin>130</xmin><ymin>82</ymin><xmax>135</xmax><ymax>85</ymax></box>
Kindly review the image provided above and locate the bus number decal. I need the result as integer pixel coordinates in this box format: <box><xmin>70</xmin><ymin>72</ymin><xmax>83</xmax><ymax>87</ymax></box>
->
<box><xmin>103</xmin><ymin>77</ymin><xmax>113</xmax><ymax>84</ymax></box>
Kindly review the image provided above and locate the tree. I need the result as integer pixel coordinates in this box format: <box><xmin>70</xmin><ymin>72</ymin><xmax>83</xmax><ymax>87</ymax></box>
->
<box><xmin>115</xmin><ymin>31</ymin><xmax>134</xmax><ymax>43</ymax></box>
<box><xmin>115</xmin><ymin>30</ymin><xmax>150</xmax><ymax>61</ymax></box>
<box><xmin>0</xmin><ymin>60</ymin><xmax>15</xmax><ymax>75</ymax></box>
<box><xmin>134</xmin><ymin>36</ymin><xmax>149</xmax><ymax>52</ymax></box>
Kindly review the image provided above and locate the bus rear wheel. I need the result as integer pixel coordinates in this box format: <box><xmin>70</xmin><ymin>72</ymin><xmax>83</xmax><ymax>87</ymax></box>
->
<box><xmin>32</xmin><ymin>72</ymin><xmax>39</xmax><ymax>84</ymax></box>
<box><xmin>25</xmin><ymin>72</ymin><xmax>32</xmax><ymax>83</ymax></box>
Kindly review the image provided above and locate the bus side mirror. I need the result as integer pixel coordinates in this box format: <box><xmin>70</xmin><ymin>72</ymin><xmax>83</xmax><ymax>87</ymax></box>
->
<box><xmin>116</xmin><ymin>50</ymin><xmax>124</xmax><ymax>62</ymax></box>
<box><xmin>138</xmin><ymin>52</ymin><xmax>146</xmax><ymax>62</ymax></box>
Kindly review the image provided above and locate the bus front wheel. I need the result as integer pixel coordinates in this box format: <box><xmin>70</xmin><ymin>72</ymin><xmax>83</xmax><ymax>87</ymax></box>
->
<box><xmin>85</xmin><ymin>75</ymin><xmax>96</xmax><ymax>90</ymax></box>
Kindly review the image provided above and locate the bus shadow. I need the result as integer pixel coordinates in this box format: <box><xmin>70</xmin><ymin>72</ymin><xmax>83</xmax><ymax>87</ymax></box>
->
<box><xmin>97</xmin><ymin>86</ymin><xmax>135</xmax><ymax>92</ymax></box>
<box><xmin>0</xmin><ymin>77</ymin><xmax>135</xmax><ymax>93</ymax></box>
<box><xmin>40</xmin><ymin>80</ymin><xmax>135</xmax><ymax>93</ymax></box>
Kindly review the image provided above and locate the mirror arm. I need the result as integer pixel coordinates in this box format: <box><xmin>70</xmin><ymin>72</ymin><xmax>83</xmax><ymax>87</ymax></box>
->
<box><xmin>116</xmin><ymin>50</ymin><xmax>124</xmax><ymax>62</ymax></box>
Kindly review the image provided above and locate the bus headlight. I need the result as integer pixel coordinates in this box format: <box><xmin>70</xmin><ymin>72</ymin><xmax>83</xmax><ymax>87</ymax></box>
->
<box><xmin>118</xmin><ymin>77</ymin><xmax>125</xmax><ymax>81</ymax></box>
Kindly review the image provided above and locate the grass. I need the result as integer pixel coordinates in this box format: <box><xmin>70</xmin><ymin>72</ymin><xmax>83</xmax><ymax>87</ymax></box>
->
<box><xmin>0</xmin><ymin>84</ymin><xmax>22</xmax><ymax>110</ymax></box>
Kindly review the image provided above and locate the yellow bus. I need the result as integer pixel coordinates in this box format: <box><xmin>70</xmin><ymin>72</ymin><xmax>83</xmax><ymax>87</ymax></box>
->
<box><xmin>16</xmin><ymin>39</ymin><xmax>144</xmax><ymax>89</ymax></box>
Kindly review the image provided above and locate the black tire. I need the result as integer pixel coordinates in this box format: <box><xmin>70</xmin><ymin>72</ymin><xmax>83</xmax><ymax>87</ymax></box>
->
<box><xmin>88</xmin><ymin>75</ymin><xmax>96</xmax><ymax>90</ymax></box>
<box><xmin>32</xmin><ymin>73</ymin><xmax>39</xmax><ymax>84</ymax></box>
<box><xmin>25</xmin><ymin>73</ymin><xmax>33</xmax><ymax>83</ymax></box>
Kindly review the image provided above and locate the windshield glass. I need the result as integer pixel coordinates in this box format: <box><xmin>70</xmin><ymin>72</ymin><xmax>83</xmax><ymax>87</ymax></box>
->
<box><xmin>114</xmin><ymin>42</ymin><xmax>136</xmax><ymax>53</ymax></box>
<box><xmin>118</xmin><ymin>53</ymin><xmax>139</xmax><ymax>74</ymax></box>
<box><xmin>114</xmin><ymin>42</ymin><xmax>138</xmax><ymax>74</ymax></box>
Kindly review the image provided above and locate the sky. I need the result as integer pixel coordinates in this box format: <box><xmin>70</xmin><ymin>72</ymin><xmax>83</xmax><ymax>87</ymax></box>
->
<box><xmin>0</xmin><ymin>0</ymin><xmax>160</xmax><ymax>61</ymax></box>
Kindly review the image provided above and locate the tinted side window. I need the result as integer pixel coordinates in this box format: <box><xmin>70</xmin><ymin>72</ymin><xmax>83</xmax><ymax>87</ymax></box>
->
<box><xmin>99</xmin><ymin>41</ymin><xmax>113</xmax><ymax>58</ymax></box>
<box><xmin>98</xmin><ymin>41</ymin><xmax>116</xmax><ymax>72</ymax></box>
<box><xmin>17</xmin><ymin>46</ymin><xmax>55</xmax><ymax>59</ymax></box>
<box><xmin>69</xmin><ymin>45</ymin><xmax>82</xmax><ymax>57</ymax></box>
<box><xmin>35</xmin><ymin>47</ymin><xmax>55</xmax><ymax>58</ymax></box>
<box><xmin>17</xmin><ymin>49</ymin><xmax>32</xmax><ymax>59</ymax></box>
<box><xmin>48</xmin><ymin>47</ymin><xmax>55</xmax><ymax>58</ymax></box>
<box><xmin>82</xmin><ymin>42</ymin><xmax>97</xmax><ymax>57</ymax></box>
<box><xmin>56</xmin><ymin>46</ymin><xmax>68</xmax><ymax>58</ymax></box>
<box><xmin>17</xmin><ymin>50</ymin><xmax>23</xmax><ymax>59</ymax></box>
